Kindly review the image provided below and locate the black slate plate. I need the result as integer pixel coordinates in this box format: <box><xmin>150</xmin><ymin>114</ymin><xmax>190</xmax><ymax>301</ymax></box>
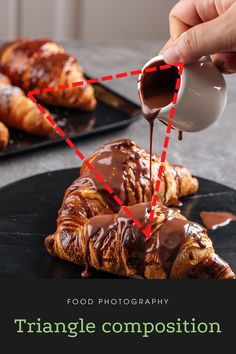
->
<box><xmin>0</xmin><ymin>168</ymin><xmax>235</xmax><ymax>279</ymax></box>
<box><xmin>0</xmin><ymin>83</ymin><xmax>141</xmax><ymax>159</ymax></box>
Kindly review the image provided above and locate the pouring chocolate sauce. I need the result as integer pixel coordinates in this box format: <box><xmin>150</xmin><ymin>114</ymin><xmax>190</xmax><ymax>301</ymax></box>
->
<box><xmin>138</xmin><ymin>59</ymin><xmax>180</xmax><ymax>201</ymax></box>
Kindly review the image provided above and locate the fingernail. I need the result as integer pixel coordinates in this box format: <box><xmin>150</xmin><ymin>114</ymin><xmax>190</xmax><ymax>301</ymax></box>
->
<box><xmin>163</xmin><ymin>45</ymin><xmax>181</xmax><ymax>64</ymax></box>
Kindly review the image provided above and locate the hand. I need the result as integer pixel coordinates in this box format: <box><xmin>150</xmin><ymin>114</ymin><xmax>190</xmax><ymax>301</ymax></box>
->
<box><xmin>162</xmin><ymin>0</ymin><xmax>236</xmax><ymax>73</ymax></box>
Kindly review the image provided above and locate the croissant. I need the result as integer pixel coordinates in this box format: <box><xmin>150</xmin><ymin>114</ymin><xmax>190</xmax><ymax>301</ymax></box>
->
<box><xmin>0</xmin><ymin>121</ymin><xmax>9</xmax><ymax>149</ymax></box>
<box><xmin>0</xmin><ymin>72</ymin><xmax>10</xmax><ymax>85</ymax></box>
<box><xmin>0</xmin><ymin>81</ymin><xmax>53</xmax><ymax>137</ymax></box>
<box><xmin>45</xmin><ymin>139</ymin><xmax>234</xmax><ymax>279</ymax></box>
<box><xmin>0</xmin><ymin>39</ymin><xmax>96</xmax><ymax>111</ymax></box>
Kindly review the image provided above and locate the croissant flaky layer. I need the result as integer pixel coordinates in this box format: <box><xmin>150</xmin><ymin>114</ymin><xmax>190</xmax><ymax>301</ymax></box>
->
<box><xmin>45</xmin><ymin>139</ymin><xmax>235</xmax><ymax>279</ymax></box>
<box><xmin>0</xmin><ymin>39</ymin><xmax>96</xmax><ymax>110</ymax></box>
<box><xmin>0</xmin><ymin>72</ymin><xmax>10</xmax><ymax>85</ymax></box>
<box><xmin>0</xmin><ymin>120</ymin><xmax>9</xmax><ymax>149</ymax></box>
<box><xmin>0</xmin><ymin>83</ymin><xmax>53</xmax><ymax>137</ymax></box>
<box><xmin>81</xmin><ymin>139</ymin><xmax>199</xmax><ymax>208</ymax></box>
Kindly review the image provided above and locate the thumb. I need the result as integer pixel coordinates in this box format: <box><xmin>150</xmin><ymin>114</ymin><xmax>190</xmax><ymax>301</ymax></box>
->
<box><xmin>163</xmin><ymin>13</ymin><xmax>236</xmax><ymax>64</ymax></box>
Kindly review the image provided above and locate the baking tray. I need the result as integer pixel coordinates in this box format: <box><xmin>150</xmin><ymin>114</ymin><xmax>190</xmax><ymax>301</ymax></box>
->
<box><xmin>0</xmin><ymin>81</ymin><xmax>141</xmax><ymax>158</ymax></box>
<box><xmin>0</xmin><ymin>168</ymin><xmax>235</xmax><ymax>279</ymax></box>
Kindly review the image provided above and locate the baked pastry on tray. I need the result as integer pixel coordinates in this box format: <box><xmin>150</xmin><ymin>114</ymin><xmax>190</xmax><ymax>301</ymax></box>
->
<box><xmin>0</xmin><ymin>72</ymin><xmax>10</xmax><ymax>85</ymax></box>
<box><xmin>0</xmin><ymin>39</ymin><xmax>96</xmax><ymax>110</ymax></box>
<box><xmin>45</xmin><ymin>139</ymin><xmax>235</xmax><ymax>279</ymax></box>
<box><xmin>0</xmin><ymin>121</ymin><xmax>9</xmax><ymax>149</ymax></box>
<box><xmin>0</xmin><ymin>74</ymin><xmax>53</xmax><ymax>139</ymax></box>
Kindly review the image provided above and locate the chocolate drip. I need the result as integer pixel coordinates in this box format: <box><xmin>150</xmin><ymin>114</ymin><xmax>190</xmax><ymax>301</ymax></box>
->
<box><xmin>200</xmin><ymin>211</ymin><xmax>236</xmax><ymax>230</ymax></box>
<box><xmin>83</xmin><ymin>140</ymin><xmax>150</xmax><ymax>210</ymax></box>
<box><xmin>149</xmin><ymin>121</ymin><xmax>154</xmax><ymax>201</ymax></box>
<box><xmin>118</xmin><ymin>204</ymin><xmax>153</xmax><ymax>275</ymax></box>
<box><xmin>83</xmin><ymin>214</ymin><xmax>115</xmax><ymax>278</ymax></box>
<box><xmin>138</xmin><ymin>60</ymin><xmax>179</xmax><ymax>202</ymax></box>
<box><xmin>178</xmin><ymin>131</ymin><xmax>183</xmax><ymax>141</ymax></box>
<box><xmin>158</xmin><ymin>218</ymin><xmax>206</xmax><ymax>276</ymax></box>
<box><xmin>83</xmin><ymin>203</ymin><xmax>158</xmax><ymax>277</ymax></box>
<box><xmin>191</xmin><ymin>253</ymin><xmax>227</xmax><ymax>279</ymax></box>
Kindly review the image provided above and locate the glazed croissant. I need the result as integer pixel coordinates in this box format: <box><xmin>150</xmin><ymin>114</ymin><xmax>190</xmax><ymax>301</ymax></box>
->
<box><xmin>0</xmin><ymin>39</ymin><xmax>96</xmax><ymax>110</ymax></box>
<box><xmin>45</xmin><ymin>139</ymin><xmax>235</xmax><ymax>279</ymax></box>
<box><xmin>0</xmin><ymin>80</ymin><xmax>53</xmax><ymax>137</ymax></box>
<box><xmin>0</xmin><ymin>121</ymin><xmax>9</xmax><ymax>149</ymax></box>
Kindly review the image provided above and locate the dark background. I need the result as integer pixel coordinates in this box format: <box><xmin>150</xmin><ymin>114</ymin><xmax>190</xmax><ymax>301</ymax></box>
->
<box><xmin>0</xmin><ymin>280</ymin><xmax>235</xmax><ymax>353</ymax></box>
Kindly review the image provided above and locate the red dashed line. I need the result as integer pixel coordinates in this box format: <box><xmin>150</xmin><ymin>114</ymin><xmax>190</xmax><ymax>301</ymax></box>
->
<box><xmin>166</xmin><ymin>121</ymin><xmax>173</xmax><ymax>134</ymax></box>
<box><xmin>104</xmin><ymin>184</ymin><xmax>113</xmax><ymax>194</ymax></box>
<box><xmin>143</xmin><ymin>224</ymin><xmax>151</xmax><ymax>238</ymax></box>
<box><xmin>154</xmin><ymin>180</ymin><xmax>161</xmax><ymax>192</ymax></box>
<box><xmin>130</xmin><ymin>69</ymin><xmax>142</xmax><ymax>76</ymax></box>
<box><xmin>161</xmin><ymin>151</ymin><xmax>166</xmax><ymax>163</ymax></box>
<box><xmin>163</xmin><ymin>136</ymin><xmax>170</xmax><ymax>149</ymax></box>
<box><xmin>158</xmin><ymin>164</ymin><xmax>164</xmax><ymax>178</ymax></box>
<box><xmin>94</xmin><ymin>171</ymin><xmax>104</xmax><ymax>183</ymax></box>
<box><xmin>37</xmin><ymin>104</ymin><xmax>46</xmax><ymax>114</ymax></box>
<box><xmin>65</xmin><ymin>138</ymin><xmax>75</xmax><ymax>149</ymax></box>
<box><xmin>175</xmin><ymin>77</ymin><xmax>181</xmax><ymax>90</ymax></box>
<box><xmin>56</xmin><ymin>127</ymin><xmax>65</xmax><ymax>138</ymax></box>
<box><xmin>72</xmin><ymin>81</ymin><xmax>84</xmax><ymax>87</ymax></box>
<box><xmin>151</xmin><ymin>194</ymin><xmax>158</xmax><ymax>207</ymax></box>
<box><xmin>27</xmin><ymin>62</ymin><xmax>182</xmax><ymax>101</ymax></box>
<box><xmin>116</xmin><ymin>72</ymin><xmax>128</xmax><ymax>79</ymax></box>
<box><xmin>113</xmin><ymin>195</ymin><xmax>124</xmax><ymax>206</ymax></box>
<box><xmin>176</xmin><ymin>62</ymin><xmax>184</xmax><ymax>75</ymax></box>
<box><xmin>172</xmin><ymin>92</ymin><xmax>178</xmax><ymax>104</ymax></box>
<box><xmin>28</xmin><ymin>62</ymin><xmax>183</xmax><ymax>238</ymax></box>
<box><xmin>58</xmin><ymin>84</ymin><xmax>69</xmax><ymax>90</ymax></box>
<box><xmin>46</xmin><ymin>114</ymin><xmax>56</xmax><ymax>126</ymax></box>
<box><xmin>43</xmin><ymin>86</ymin><xmax>54</xmax><ymax>93</ymax></box>
<box><xmin>123</xmin><ymin>206</ymin><xmax>133</xmax><ymax>217</ymax></box>
<box><xmin>28</xmin><ymin>89</ymin><xmax>39</xmax><ymax>103</ymax></box>
<box><xmin>144</xmin><ymin>66</ymin><xmax>157</xmax><ymax>73</ymax></box>
<box><xmin>86</xmin><ymin>78</ymin><xmax>99</xmax><ymax>85</ymax></box>
<box><xmin>149</xmin><ymin>209</ymin><xmax>155</xmax><ymax>221</ymax></box>
<box><xmin>75</xmin><ymin>149</ymin><xmax>84</xmax><ymax>160</ymax></box>
<box><xmin>101</xmin><ymin>75</ymin><xmax>113</xmax><ymax>81</ymax></box>
<box><xmin>169</xmin><ymin>107</ymin><xmax>175</xmax><ymax>119</ymax></box>
<box><xmin>160</xmin><ymin>64</ymin><xmax>171</xmax><ymax>70</ymax></box>
<box><xmin>133</xmin><ymin>218</ymin><xmax>142</xmax><ymax>228</ymax></box>
<box><xmin>85</xmin><ymin>161</ymin><xmax>94</xmax><ymax>171</ymax></box>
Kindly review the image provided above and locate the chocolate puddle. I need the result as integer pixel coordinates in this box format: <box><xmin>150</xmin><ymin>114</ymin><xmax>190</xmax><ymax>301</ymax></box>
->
<box><xmin>200</xmin><ymin>211</ymin><xmax>236</xmax><ymax>230</ymax></box>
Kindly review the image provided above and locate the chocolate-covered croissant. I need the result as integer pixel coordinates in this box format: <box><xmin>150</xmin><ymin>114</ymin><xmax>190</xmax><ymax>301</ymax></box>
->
<box><xmin>45</xmin><ymin>139</ymin><xmax>235</xmax><ymax>279</ymax></box>
<box><xmin>0</xmin><ymin>39</ymin><xmax>96</xmax><ymax>110</ymax></box>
